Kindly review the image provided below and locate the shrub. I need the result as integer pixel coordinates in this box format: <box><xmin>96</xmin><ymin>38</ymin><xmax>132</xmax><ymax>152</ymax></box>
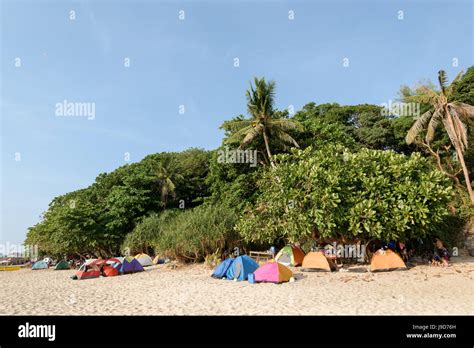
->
<box><xmin>236</xmin><ymin>145</ymin><xmax>453</xmax><ymax>244</ymax></box>
<box><xmin>122</xmin><ymin>210</ymin><xmax>178</xmax><ymax>255</ymax></box>
<box><xmin>154</xmin><ymin>204</ymin><xmax>240</xmax><ymax>262</ymax></box>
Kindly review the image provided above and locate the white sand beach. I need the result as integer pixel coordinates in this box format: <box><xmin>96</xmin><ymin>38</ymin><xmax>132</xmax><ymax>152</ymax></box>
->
<box><xmin>1</xmin><ymin>258</ymin><xmax>473</xmax><ymax>315</ymax></box>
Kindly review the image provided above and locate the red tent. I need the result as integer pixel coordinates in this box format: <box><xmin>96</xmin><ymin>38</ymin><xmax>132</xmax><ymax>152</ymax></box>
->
<box><xmin>76</xmin><ymin>269</ymin><xmax>100</xmax><ymax>280</ymax></box>
<box><xmin>103</xmin><ymin>265</ymin><xmax>119</xmax><ymax>277</ymax></box>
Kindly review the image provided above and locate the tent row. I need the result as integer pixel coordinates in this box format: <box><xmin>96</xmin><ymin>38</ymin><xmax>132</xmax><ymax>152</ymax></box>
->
<box><xmin>274</xmin><ymin>245</ymin><xmax>406</xmax><ymax>272</ymax></box>
<box><xmin>31</xmin><ymin>252</ymin><xmax>166</xmax><ymax>280</ymax></box>
<box><xmin>212</xmin><ymin>245</ymin><xmax>407</xmax><ymax>284</ymax></box>
<box><xmin>74</xmin><ymin>256</ymin><xmax>145</xmax><ymax>280</ymax></box>
<box><xmin>211</xmin><ymin>255</ymin><xmax>295</xmax><ymax>284</ymax></box>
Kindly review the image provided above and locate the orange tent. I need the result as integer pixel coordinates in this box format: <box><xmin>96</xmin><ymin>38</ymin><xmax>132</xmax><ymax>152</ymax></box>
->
<box><xmin>275</xmin><ymin>245</ymin><xmax>305</xmax><ymax>266</ymax></box>
<box><xmin>370</xmin><ymin>249</ymin><xmax>406</xmax><ymax>272</ymax></box>
<box><xmin>302</xmin><ymin>251</ymin><xmax>336</xmax><ymax>272</ymax></box>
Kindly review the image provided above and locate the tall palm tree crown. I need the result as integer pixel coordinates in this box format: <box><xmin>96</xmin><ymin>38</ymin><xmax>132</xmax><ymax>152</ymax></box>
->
<box><xmin>406</xmin><ymin>70</ymin><xmax>474</xmax><ymax>203</ymax></box>
<box><xmin>224</xmin><ymin>77</ymin><xmax>303</xmax><ymax>167</ymax></box>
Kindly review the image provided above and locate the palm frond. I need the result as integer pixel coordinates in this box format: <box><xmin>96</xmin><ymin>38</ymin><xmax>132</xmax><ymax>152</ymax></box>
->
<box><xmin>405</xmin><ymin>110</ymin><xmax>433</xmax><ymax>144</ymax></box>
<box><xmin>425</xmin><ymin>110</ymin><xmax>444</xmax><ymax>143</ymax></box>
<box><xmin>442</xmin><ymin>117</ymin><xmax>461</xmax><ymax>151</ymax></box>
<box><xmin>241</xmin><ymin>123</ymin><xmax>263</xmax><ymax>148</ymax></box>
<box><xmin>449</xmin><ymin>102</ymin><xmax>474</xmax><ymax>122</ymax></box>
<box><xmin>450</xmin><ymin>110</ymin><xmax>469</xmax><ymax>150</ymax></box>
<box><xmin>224</xmin><ymin>125</ymin><xmax>254</xmax><ymax>144</ymax></box>
<box><xmin>273</xmin><ymin>129</ymin><xmax>300</xmax><ymax>148</ymax></box>
<box><xmin>405</xmin><ymin>87</ymin><xmax>439</xmax><ymax>105</ymax></box>
<box><xmin>446</xmin><ymin>69</ymin><xmax>464</xmax><ymax>97</ymax></box>
<box><xmin>268</xmin><ymin>118</ymin><xmax>304</xmax><ymax>132</ymax></box>
<box><xmin>438</xmin><ymin>70</ymin><xmax>448</xmax><ymax>95</ymax></box>
<box><xmin>222</xmin><ymin>119</ymin><xmax>253</xmax><ymax>132</ymax></box>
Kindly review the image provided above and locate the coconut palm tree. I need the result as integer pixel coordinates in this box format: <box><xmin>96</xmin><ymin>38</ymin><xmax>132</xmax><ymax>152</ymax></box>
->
<box><xmin>406</xmin><ymin>70</ymin><xmax>474</xmax><ymax>204</ymax></box>
<box><xmin>224</xmin><ymin>77</ymin><xmax>303</xmax><ymax>168</ymax></box>
<box><xmin>155</xmin><ymin>161</ymin><xmax>182</xmax><ymax>209</ymax></box>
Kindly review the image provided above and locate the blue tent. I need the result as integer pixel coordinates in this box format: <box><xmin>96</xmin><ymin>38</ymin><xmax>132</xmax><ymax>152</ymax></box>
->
<box><xmin>212</xmin><ymin>258</ymin><xmax>234</xmax><ymax>278</ymax></box>
<box><xmin>226</xmin><ymin>255</ymin><xmax>259</xmax><ymax>281</ymax></box>
<box><xmin>120</xmin><ymin>256</ymin><xmax>144</xmax><ymax>274</ymax></box>
<box><xmin>32</xmin><ymin>260</ymin><xmax>48</xmax><ymax>270</ymax></box>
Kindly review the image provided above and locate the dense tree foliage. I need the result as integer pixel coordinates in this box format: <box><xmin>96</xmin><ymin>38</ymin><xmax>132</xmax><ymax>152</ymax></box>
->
<box><xmin>26</xmin><ymin>149</ymin><xmax>210</xmax><ymax>257</ymax></box>
<box><xmin>153</xmin><ymin>204</ymin><xmax>239</xmax><ymax>262</ymax></box>
<box><xmin>236</xmin><ymin>146</ymin><xmax>453</xmax><ymax>245</ymax></box>
<box><xmin>26</xmin><ymin>68</ymin><xmax>473</xmax><ymax>260</ymax></box>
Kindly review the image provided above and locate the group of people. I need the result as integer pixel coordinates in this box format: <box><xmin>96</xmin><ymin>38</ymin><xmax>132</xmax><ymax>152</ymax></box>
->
<box><xmin>383</xmin><ymin>238</ymin><xmax>451</xmax><ymax>267</ymax></box>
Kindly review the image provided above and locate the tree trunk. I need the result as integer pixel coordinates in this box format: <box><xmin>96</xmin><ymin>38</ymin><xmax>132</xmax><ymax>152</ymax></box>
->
<box><xmin>445</xmin><ymin>107</ymin><xmax>474</xmax><ymax>204</ymax></box>
<box><xmin>262</xmin><ymin>128</ymin><xmax>275</xmax><ymax>169</ymax></box>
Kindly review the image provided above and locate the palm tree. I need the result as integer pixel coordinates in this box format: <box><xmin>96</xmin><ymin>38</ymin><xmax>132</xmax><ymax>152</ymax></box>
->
<box><xmin>155</xmin><ymin>161</ymin><xmax>182</xmax><ymax>209</ymax></box>
<box><xmin>406</xmin><ymin>70</ymin><xmax>474</xmax><ymax>204</ymax></box>
<box><xmin>224</xmin><ymin>77</ymin><xmax>303</xmax><ymax>168</ymax></box>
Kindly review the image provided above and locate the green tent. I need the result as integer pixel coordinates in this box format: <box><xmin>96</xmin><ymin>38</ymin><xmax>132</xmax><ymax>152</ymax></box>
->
<box><xmin>54</xmin><ymin>260</ymin><xmax>70</xmax><ymax>270</ymax></box>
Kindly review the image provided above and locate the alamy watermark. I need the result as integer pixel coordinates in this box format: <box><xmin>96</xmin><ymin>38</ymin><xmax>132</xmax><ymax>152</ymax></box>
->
<box><xmin>217</xmin><ymin>146</ymin><xmax>257</xmax><ymax>167</ymax></box>
<box><xmin>322</xmin><ymin>242</ymin><xmax>365</xmax><ymax>259</ymax></box>
<box><xmin>0</xmin><ymin>242</ymin><xmax>38</xmax><ymax>259</ymax></box>
<box><xmin>380</xmin><ymin>99</ymin><xmax>420</xmax><ymax>117</ymax></box>
<box><xmin>55</xmin><ymin>100</ymin><xmax>95</xmax><ymax>120</ymax></box>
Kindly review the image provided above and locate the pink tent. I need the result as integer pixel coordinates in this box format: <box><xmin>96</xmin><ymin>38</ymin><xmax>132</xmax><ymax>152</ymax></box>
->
<box><xmin>253</xmin><ymin>261</ymin><xmax>293</xmax><ymax>283</ymax></box>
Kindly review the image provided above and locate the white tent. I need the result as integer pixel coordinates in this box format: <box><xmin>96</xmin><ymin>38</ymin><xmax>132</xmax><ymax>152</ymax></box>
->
<box><xmin>135</xmin><ymin>253</ymin><xmax>153</xmax><ymax>267</ymax></box>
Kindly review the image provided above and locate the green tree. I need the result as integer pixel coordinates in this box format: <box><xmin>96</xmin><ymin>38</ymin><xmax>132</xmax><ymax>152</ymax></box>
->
<box><xmin>405</xmin><ymin>70</ymin><xmax>474</xmax><ymax>204</ymax></box>
<box><xmin>223</xmin><ymin>77</ymin><xmax>303</xmax><ymax>168</ymax></box>
<box><xmin>236</xmin><ymin>145</ymin><xmax>453</xmax><ymax>245</ymax></box>
<box><xmin>155</xmin><ymin>159</ymin><xmax>182</xmax><ymax>209</ymax></box>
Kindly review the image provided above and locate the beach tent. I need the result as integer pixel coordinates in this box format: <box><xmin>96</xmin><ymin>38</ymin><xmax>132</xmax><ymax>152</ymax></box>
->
<box><xmin>120</xmin><ymin>256</ymin><xmax>144</xmax><ymax>274</ymax></box>
<box><xmin>226</xmin><ymin>255</ymin><xmax>259</xmax><ymax>281</ymax></box>
<box><xmin>212</xmin><ymin>258</ymin><xmax>234</xmax><ymax>278</ymax></box>
<box><xmin>275</xmin><ymin>245</ymin><xmax>305</xmax><ymax>266</ymax></box>
<box><xmin>370</xmin><ymin>249</ymin><xmax>407</xmax><ymax>272</ymax></box>
<box><xmin>84</xmin><ymin>258</ymin><xmax>96</xmax><ymax>265</ymax></box>
<box><xmin>32</xmin><ymin>260</ymin><xmax>48</xmax><ymax>270</ymax></box>
<box><xmin>103</xmin><ymin>265</ymin><xmax>119</xmax><ymax>277</ymax></box>
<box><xmin>135</xmin><ymin>253</ymin><xmax>153</xmax><ymax>267</ymax></box>
<box><xmin>254</xmin><ymin>261</ymin><xmax>293</xmax><ymax>283</ymax></box>
<box><xmin>76</xmin><ymin>269</ymin><xmax>101</xmax><ymax>280</ymax></box>
<box><xmin>90</xmin><ymin>259</ymin><xmax>107</xmax><ymax>267</ymax></box>
<box><xmin>106</xmin><ymin>257</ymin><xmax>123</xmax><ymax>265</ymax></box>
<box><xmin>75</xmin><ymin>263</ymin><xmax>100</xmax><ymax>280</ymax></box>
<box><xmin>54</xmin><ymin>260</ymin><xmax>70</xmax><ymax>270</ymax></box>
<box><xmin>302</xmin><ymin>251</ymin><xmax>336</xmax><ymax>272</ymax></box>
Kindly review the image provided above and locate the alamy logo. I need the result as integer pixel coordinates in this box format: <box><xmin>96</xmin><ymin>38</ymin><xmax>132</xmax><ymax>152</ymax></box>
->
<box><xmin>55</xmin><ymin>99</ymin><xmax>96</xmax><ymax>120</ymax></box>
<box><xmin>18</xmin><ymin>322</ymin><xmax>56</xmax><ymax>341</ymax></box>
<box><xmin>380</xmin><ymin>99</ymin><xmax>420</xmax><ymax>117</ymax></box>
<box><xmin>217</xmin><ymin>146</ymin><xmax>257</xmax><ymax>167</ymax></box>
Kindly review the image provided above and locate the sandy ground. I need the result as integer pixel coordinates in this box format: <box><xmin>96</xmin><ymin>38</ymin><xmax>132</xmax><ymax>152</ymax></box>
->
<box><xmin>1</xmin><ymin>257</ymin><xmax>473</xmax><ymax>315</ymax></box>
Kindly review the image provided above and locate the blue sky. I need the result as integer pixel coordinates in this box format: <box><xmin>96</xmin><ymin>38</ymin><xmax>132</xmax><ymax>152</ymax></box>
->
<box><xmin>1</xmin><ymin>0</ymin><xmax>473</xmax><ymax>245</ymax></box>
